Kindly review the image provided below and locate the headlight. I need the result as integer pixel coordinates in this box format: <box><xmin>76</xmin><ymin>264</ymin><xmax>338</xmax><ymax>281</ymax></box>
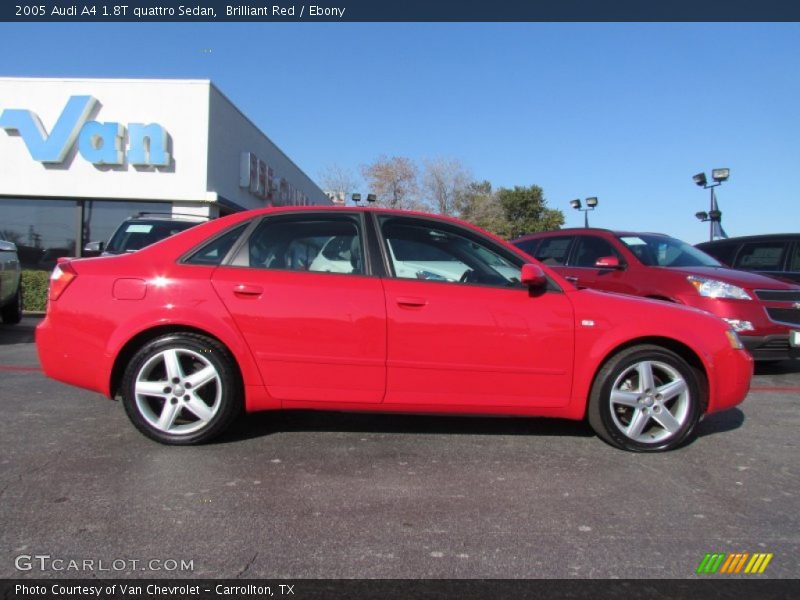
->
<box><xmin>725</xmin><ymin>330</ymin><xmax>745</xmax><ymax>350</ymax></box>
<box><xmin>723</xmin><ymin>318</ymin><xmax>754</xmax><ymax>333</ymax></box>
<box><xmin>687</xmin><ymin>276</ymin><xmax>752</xmax><ymax>300</ymax></box>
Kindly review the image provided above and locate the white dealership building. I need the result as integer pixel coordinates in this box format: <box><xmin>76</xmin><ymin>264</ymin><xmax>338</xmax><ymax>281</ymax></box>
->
<box><xmin>0</xmin><ymin>77</ymin><xmax>331</xmax><ymax>269</ymax></box>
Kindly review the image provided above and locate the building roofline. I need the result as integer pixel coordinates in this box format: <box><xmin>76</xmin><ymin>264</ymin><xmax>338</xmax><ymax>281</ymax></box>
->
<box><xmin>0</xmin><ymin>77</ymin><xmax>212</xmax><ymax>85</ymax></box>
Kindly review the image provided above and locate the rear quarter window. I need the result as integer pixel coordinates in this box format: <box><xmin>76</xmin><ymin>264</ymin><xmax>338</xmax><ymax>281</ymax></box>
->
<box><xmin>735</xmin><ymin>242</ymin><xmax>787</xmax><ymax>271</ymax></box>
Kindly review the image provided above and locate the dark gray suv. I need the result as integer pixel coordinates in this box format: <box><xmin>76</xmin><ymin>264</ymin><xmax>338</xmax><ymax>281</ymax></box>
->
<box><xmin>696</xmin><ymin>234</ymin><xmax>800</xmax><ymax>284</ymax></box>
<box><xmin>84</xmin><ymin>213</ymin><xmax>210</xmax><ymax>256</ymax></box>
<box><xmin>0</xmin><ymin>233</ymin><xmax>22</xmax><ymax>324</ymax></box>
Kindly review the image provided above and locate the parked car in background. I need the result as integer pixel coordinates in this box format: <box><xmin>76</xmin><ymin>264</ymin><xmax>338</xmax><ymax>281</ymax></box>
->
<box><xmin>696</xmin><ymin>233</ymin><xmax>800</xmax><ymax>284</ymax></box>
<box><xmin>0</xmin><ymin>233</ymin><xmax>22</xmax><ymax>324</ymax></box>
<box><xmin>37</xmin><ymin>207</ymin><xmax>753</xmax><ymax>452</ymax></box>
<box><xmin>513</xmin><ymin>228</ymin><xmax>800</xmax><ymax>361</ymax></box>
<box><xmin>84</xmin><ymin>212</ymin><xmax>210</xmax><ymax>257</ymax></box>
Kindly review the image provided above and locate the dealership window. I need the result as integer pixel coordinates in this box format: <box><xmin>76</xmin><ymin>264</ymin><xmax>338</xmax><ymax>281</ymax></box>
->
<box><xmin>0</xmin><ymin>198</ymin><xmax>79</xmax><ymax>270</ymax></box>
<box><xmin>82</xmin><ymin>200</ymin><xmax>172</xmax><ymax>251</ymax></box>
<box><xmin>0</xmin><ymin>198</ymin><xmax>179</xmax><ymax>270</ymax></box>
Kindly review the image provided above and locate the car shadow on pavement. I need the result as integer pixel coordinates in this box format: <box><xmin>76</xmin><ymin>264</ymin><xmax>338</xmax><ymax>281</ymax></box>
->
<box><xmin>221</xmin><ymin>406</ymin><xmax>746</xmax><ymax>446</ymax></box>
<box><xmin>0</xmin><ymin>316</ymin><xmax>39</xmax><ymax>345</ymax></box>
<box><xmin>220</xmin><ymin>410</ymin><xmax>596</xmax><ymax>444</ymax></box>
<box><xmin>694</xmin><ymin>408</ymin><xmax>745</xmax><ymax>439</ymax></box>
<box><xmin>754</xmin><ymin>360</ymin><xmax>800</xmax><ymax>375</ymax></box>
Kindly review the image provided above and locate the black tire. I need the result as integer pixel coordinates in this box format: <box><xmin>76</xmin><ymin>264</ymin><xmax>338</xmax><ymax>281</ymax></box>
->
<box><xmin>1</xmin><ymin>285</ymin><xmax>22</xmax><ymax>325</ymax></box>
<box><xmin>120</xmin><ymin>333</ymin><xmax>242</xmax><ymax>445</ymax></box>
<box><xmin>587</xmin><ymin>345</ymin><xmax>704</xmax><ymax>452</ymax></box>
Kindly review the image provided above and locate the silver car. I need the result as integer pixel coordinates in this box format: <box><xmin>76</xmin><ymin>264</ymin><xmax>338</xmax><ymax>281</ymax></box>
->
<box><xmin>0</xmin><ymin>234</ymin><xmax>22</xmax><ymax>324</ymax></box>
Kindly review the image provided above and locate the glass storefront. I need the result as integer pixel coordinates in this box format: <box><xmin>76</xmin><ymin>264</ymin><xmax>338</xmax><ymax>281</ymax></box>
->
<box><xmin>0</xmin><ymin>198</ymin><xmax>171</xmax><ymax>270</ymax></box>
<box><xmin>82</xmin><ymin>200</ymin><xmax>171</xmax><ymax>250</ymax></box>
<box><xmin>0</xmin><ymin>198</ymin><xmax>78</xmax><ymax>271</ymax></box>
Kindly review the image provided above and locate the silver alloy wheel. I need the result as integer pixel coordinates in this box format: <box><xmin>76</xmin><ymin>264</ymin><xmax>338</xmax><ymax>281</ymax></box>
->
<box><xmin>608</xmin><ymin>360</ymin><xmax>690</xmax><ymax>444</ymax></box>
<box><xmin>134</xmin><ymin>348</ymin><xmax>222</xmax><ymax>435</ymax></box>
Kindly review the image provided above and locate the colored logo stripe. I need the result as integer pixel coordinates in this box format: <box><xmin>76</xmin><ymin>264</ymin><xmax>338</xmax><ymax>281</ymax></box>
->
<box><xmin>697</xmin><ymin>553</ymin><xmax>726</xmax><ymax>574</ymax></box>
<box><xmin>696</xmin><ymin>552</ymin><xmax>772</xmax><ymax>574</ymax></box>
<box><xmin>745</xmin><ymin>553</ymin><xmax>773</xmax><ymax>574</ymax></box>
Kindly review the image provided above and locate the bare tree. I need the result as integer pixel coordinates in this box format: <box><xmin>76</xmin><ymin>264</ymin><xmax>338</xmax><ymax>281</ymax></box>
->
<box><xmin>318</xmin><ymin>163</ymin><xmax>360</xmax><ymax>205</ymax></box>
<box><xmin>361</xmin><ymin>156</ymin><xmax>420</xmax><ymax>209</ymax></box>
<box><xmin>421</xmin><ymin>157</ymin><xmax>472</xmax><ymax>216</ymax></box>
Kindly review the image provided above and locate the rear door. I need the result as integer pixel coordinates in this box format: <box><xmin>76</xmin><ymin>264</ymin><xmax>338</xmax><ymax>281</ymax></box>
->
<box><xmin>210</xmin><ymin>212</ymin><xmax>387</xmax><ymax>404</ymax></box>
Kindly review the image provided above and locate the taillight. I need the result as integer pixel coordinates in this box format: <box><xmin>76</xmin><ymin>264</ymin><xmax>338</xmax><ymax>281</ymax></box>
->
<box><xmin>49</xmin><ymin>260</ymin><xmax>77</xmax><ymax>301</ymax></box>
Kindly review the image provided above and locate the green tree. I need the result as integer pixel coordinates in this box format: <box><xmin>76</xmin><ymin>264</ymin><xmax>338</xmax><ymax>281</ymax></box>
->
<box><xmin>496</xmin><ymin>185</ymin><xmax>564</xmax><ymax>239</ymax></box>
<box><xmin>457</xmin><ymin>181</ymin><xmax>507</xmax><ymax>236</ymax></box>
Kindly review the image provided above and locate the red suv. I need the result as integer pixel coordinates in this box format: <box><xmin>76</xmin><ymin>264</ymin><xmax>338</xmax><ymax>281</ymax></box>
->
<box><xmin>513</xmin><ymin>229</ymin><xmax>800</xmax><ymax>361</ymax></box>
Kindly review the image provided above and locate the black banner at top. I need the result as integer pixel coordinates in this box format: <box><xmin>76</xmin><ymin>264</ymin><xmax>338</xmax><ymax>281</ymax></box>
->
<box><xmin>2</xmin><ymin>0</ymin><xmax>800</xmax><ymax>22</ymax></box>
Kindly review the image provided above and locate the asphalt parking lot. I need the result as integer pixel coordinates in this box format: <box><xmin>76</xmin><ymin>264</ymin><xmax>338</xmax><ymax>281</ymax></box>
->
<box><xmin>1</xmin><ymin>316</ymin><xmax>798</xmax><ymax>579</ymax></box>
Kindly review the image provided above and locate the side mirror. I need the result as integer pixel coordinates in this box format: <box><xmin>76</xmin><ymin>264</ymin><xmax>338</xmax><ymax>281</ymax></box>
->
<box><xmin>521</xmin><ymin>263</ymin><xmax>547</xmax><ymax>289</ymax></box>
<box><xmin>83</xmin><ymin>241</ymin><xmax>104</xmax><ymax>254</ymax></box>
<box><xmin>595</xmin><ymin>256</ymin><xmax>622</xmax><ymax>269</ymax></box>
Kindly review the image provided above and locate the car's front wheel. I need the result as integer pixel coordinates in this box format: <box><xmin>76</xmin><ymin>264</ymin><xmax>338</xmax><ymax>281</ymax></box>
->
<box><xmin>587</xmin><ymin>345</ymin><xmax>704</xmax><ymax>452</ymax></box>
<box><xmin>121</xmin><ymin>333</ymin><xmax>242</xmax><ymax>445</ymax></box>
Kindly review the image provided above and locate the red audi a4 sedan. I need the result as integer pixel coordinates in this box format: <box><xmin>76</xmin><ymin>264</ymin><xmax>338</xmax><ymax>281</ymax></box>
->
<box><xmin>36</xmin><ymin>207</ymin><xmax>753</xmax><ymax>451</ymax></box>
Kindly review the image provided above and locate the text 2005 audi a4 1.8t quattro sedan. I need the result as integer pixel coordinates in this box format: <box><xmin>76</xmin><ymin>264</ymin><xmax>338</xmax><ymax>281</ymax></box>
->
<box><xmin>36</xmin><ymin>207</ymin><xmax>753</xmax><ymax>452</ymax></box>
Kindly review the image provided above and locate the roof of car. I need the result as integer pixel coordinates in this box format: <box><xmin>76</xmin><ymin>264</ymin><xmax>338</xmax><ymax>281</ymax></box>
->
<box><xmin>696</xmin><ymin>233</ymin><xmax>800</xmax><ymax>246</ymax></box>
<box><xmin>126</xmin><ymin>212</ymin><xmax>210</xmax><ymax>223</ymax></box>
<box><xmin>512</xmin><ymin>228</ymin><xmax>672</xmax><ymax>241</ymax></box>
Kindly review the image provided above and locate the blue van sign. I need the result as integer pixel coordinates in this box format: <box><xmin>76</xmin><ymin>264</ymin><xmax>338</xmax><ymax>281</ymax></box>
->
<box><xmin>0</xmin><ymin>95</ymin><xmax>171</xmax><ymax>167</ymax></box>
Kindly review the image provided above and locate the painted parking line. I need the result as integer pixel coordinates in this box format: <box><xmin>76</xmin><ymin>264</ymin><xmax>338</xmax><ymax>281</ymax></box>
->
<box><xmin>0</xmin><ymin>365</ymin><xmax>42</xmax><ymax>372</ymax></box>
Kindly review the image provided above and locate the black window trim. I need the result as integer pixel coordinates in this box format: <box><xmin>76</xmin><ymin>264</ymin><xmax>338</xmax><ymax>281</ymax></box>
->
<box><xmin>178</xmin><ymin>219</ymin><xmax>256</xmax><ymax>266</ymax></box>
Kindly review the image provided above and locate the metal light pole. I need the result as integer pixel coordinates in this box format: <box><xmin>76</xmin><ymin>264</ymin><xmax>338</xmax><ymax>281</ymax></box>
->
<box><xmin>570</xmin><ymin>197</ymin><xmax>599</xmax><ymax>228</ymax></box>
<box><xmin>693</xmin><ymin>169</ymin><xmax>729</xmax><ymax>241</ymax></box>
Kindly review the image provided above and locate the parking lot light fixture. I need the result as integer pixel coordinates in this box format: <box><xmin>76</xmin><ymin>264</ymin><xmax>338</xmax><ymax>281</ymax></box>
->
<box><xmin>692</xmin><ymin>168</ymin><xmax>730</xmax><ymax>242</ymax></box>
<box><xmin>712</xmin><ymin>168</ymin><xmax>730</xmax><ymax>183</ymax></box>
<box><xmin>367</xmin><ymin>194</ymin><xmax>377</xmax><ymax>203</ymax></box>
<box><xmin>570</xmin><ymin>197</ymin><xmax>599</xmax><ymax>228</ymax></box>
<box><xmin>351</xmin><ymin>193</ymin><xmax>361</xmax><ymax>204</ymax></box>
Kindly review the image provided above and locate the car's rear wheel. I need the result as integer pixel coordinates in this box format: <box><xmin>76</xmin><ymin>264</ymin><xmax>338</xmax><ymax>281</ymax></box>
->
<box><xmin>1</xmin><ymin>285</ymin><xmax>22</xmax><ymax>324</ymax></box>
<box><xmin>587</xmin><ymin>345</ymin><xmax>704</xmax><ymax>452</ymax></box>
<box><xmin>121</xmin><ymin>333</ymin><xmax>242</xmax><ymax>445</ymax></box>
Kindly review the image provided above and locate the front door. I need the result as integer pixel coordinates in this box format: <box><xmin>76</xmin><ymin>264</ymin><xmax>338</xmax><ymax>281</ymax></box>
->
<box><xmin>377</xmin><ymin>216</ymin><xmax>575</xmax><ymax>408</ymax></box>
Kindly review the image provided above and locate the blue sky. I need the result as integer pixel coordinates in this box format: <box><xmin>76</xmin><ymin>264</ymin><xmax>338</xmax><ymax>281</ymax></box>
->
<box><xmin>1</xmin><ymin>22</ymin><xmax>798</xmax><ymax>242</ymax></box>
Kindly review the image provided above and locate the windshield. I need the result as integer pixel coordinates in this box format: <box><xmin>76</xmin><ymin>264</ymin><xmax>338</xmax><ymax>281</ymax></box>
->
<box><xmin>618</xmin><ymin>234</ymin><xmax>721</xmax><ymax>268</ymax></box>
<box><xmin>105</xmin><ymin>220</ymin><xmax>199</xmax><ymax>254</ymax></box>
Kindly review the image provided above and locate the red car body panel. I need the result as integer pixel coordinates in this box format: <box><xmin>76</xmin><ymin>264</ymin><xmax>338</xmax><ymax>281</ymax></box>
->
<box><xmin>36</xmin><ymin>208</ymin><xmax>752</xmax><ymax>423</ymax></box>
<box><xmin>514</xmin><ymin>228</ymin><xmax>800</xmax><ymax>360</ymax></box>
